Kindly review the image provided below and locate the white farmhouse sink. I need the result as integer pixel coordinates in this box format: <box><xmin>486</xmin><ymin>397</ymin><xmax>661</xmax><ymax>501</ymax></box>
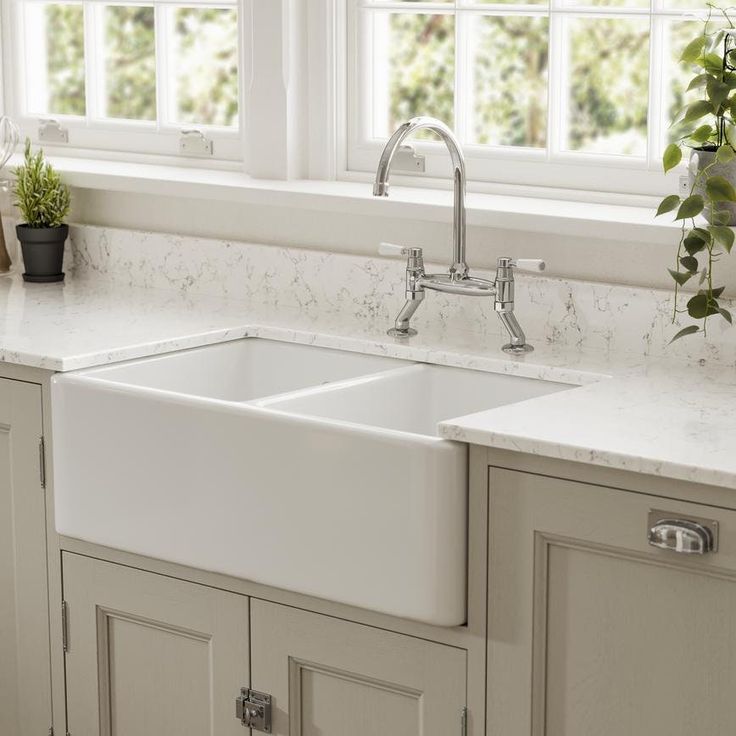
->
<box><xmin>52</xmin><ymin>338</ymin><xmax>571</xmax><ymax>626</ymax></box>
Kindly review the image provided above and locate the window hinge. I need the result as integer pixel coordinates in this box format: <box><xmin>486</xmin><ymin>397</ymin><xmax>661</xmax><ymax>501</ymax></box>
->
<box><xmin>38</xmin><ymin>119</ymin><xmax>69</xmax><ymax>144</ymax></box>
<box><xmin>39</xmin><ymin>437</ymin><xmax>46</xmax><ymax>489</ymax></box>
<box><xmin>61</xmin><ymin>601</ymin><xmax>69</xmax><ymax>653</ymax></box>
<box><xmin>460</xmin><ymin>707</ymin><xmax>468</xmax><ymax>736</ymax></box>
<box><xmin>179</xmin><ymin>129</ymin><xmax>213</xmax><ymax>157</ymax></box>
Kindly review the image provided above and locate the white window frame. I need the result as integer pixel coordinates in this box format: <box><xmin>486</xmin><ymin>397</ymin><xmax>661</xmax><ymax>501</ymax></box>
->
<box><xmin>0</xmin><ymin>0</ymin><xmax>703</xmax><ymax>201</ymax></box>
<box><xmin>1</xmin><ymin>0</ymin><xmax>246</xmax><ymax>165</ymax></box>
<box><xmin>340</xmin><ymin>0</ymin><xmax>709</xmax><ymax>198</ymax></box>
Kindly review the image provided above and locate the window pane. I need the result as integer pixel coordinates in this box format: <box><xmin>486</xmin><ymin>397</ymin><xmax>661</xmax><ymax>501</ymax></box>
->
<box><xmin>370</xmin><ymin>12</ymin><xmax>455</xmax><ymax>138</ymax></box>
<box><xmin>102</xmin><ymin>5</ymin><xmax>156</xmax><ymax>121</ymax></box>
<box><xmin>666</xmin><ymin>18</ymin><xmax>729</xmax><ymax>143</ymax></box>
<box><xmin>25</xmin><ymin>3</ymin><xmax>86</xmax><ymax>116</ymax></box>
<box><xmin>566</xmin><ymin>17</ymin><xmax>649</xmax><ymax>156</ymax></box>
<box><xmin>470</xmin><ymin>0</ymin><xmax>547</xmax><ymax>6</ymax></box>
<box><xmin>563</xmin><ymin>0</ymin><xmax>648</xmax><ymax>9</ymax></box>
<box><xmin>667</xmin><ymin>20</ymin><xmax>702</xmax><ymax>140</ymax></box>
<box><xmin>470</xmin><ymin>15</ymin><xmax>548</xmax><ymax>148</ymax></box>
<box><xmin>168</xmin><ymin>7</ymin><xmax>239</xmax><ymax>128</ymax></box>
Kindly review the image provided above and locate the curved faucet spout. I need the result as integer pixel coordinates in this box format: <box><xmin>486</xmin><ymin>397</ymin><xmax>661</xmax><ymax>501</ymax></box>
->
<box><xmin>373</xmin><ymin>117</ymin><xmax>468</xmax><ymax>278</ymax></box>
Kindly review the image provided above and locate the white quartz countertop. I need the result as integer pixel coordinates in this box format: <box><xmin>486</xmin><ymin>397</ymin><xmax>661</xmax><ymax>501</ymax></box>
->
<box><xmin>1</xmin><ymin>272</ymin><xmax>734</xmax><ymax>490</ymax></box>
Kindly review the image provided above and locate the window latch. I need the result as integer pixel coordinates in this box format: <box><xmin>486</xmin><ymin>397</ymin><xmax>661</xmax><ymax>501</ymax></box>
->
<box><xmin>392</xmin><ymin>144</ymin><xmax>426</xmax><ymax>173</ymax></box>
<box><xmin>38</xmin><ymin>119</ymin><xmax>68</xmax><ymax>144</ymax></box>
<box><xmin>179</xmin><ymin>129</ymin><xmax>213</xmax><ymax>158</ymax></box>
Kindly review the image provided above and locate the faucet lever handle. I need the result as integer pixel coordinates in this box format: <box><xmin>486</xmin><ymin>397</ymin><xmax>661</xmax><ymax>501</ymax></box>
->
<box><xmin>511</xmin><ymin>259</ymin><xmax>545</xmax><ymax>272</ymax></box>
<box><xmin>378</xmin><ymin>242</ymin><xmax>422</xmax><ymax>258</ymax></box>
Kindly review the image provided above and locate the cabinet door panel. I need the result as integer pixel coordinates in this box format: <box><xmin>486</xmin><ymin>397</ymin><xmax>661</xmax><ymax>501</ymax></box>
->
<box><xmin>63</xmin><ymin>554</ymin><xmax>249</xmax><ymax>736</ymax></box>
<box><xmin>0</xmin><ymin>379</ymin><xmax>51</xmax><ymax>736</ymax></box>
<box><xmin>488</xmin><ymin>467</ymin><xmax>736</xmax><ymax>736</ymax></box>
<box><xmin>251</xmin><ymin>600</ymin><xmax>467</xmax><ymax>736</ymax></box>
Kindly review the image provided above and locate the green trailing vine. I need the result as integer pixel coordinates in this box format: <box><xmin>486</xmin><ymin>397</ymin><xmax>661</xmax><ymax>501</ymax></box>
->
<box><xmin>12</xmin><ymin>139</ymin><xmax>70</xmax><ymax>229</ymax></box>
<box><xmin>657</xmin><ymin>4</ymin><xmax>736</xmax><ymax>341</ymax></box>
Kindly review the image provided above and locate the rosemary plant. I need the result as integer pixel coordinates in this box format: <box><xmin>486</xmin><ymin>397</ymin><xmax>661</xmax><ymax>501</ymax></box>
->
<box><xmin>12</xmin><ymin>139</ymin><xmax>70</xmax><ymax>229</ymax></box>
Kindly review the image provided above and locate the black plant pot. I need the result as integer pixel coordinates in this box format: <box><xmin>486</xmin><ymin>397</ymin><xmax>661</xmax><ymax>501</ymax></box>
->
<box><xmin>16</xmin><ymin>224</ymin><xmax>67</xmax><ymax>283</ymax></box>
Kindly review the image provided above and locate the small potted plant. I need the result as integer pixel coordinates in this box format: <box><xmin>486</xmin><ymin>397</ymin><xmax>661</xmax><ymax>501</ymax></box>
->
<box><xmin>12</xmin><ymin>139</ymin><xmax>71</xmax><ymax>283</ymax></box>
<box><xmin>657</xmin><ymin>6</ymin><xmax>736</xmax><ymax>340</ymax></box>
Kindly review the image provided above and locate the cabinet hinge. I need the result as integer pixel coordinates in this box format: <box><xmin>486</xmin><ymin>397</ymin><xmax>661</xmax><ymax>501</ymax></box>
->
<box><xmin>39</xmin><ymin>436</ymin><xmax>46</xmax><ymax>489</ymax></box>
<box><xmin>61</xmin><ymin>601</ymin><xmax>69</xmax><ymax>653</ymax></box>
<box><xmin>235</xmin><ymin>688</ymin><xmax>271</xmax><ymax>732</ymax></box>
<box><xmin>461</xmin><ymin>707</ymin><xmax>468</xmax><ymax>736</ymax></box>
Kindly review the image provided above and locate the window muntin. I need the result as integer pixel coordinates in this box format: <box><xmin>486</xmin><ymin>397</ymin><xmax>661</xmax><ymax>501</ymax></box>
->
<box><xmin>6</xmin><ymin>0</ymin><xmax>241</xmax><ymax>160</ymax></box>
<box><xmin>347</xmin><ymin>0</ymin><xmax>717</xmax><ymax>195</ymax></box>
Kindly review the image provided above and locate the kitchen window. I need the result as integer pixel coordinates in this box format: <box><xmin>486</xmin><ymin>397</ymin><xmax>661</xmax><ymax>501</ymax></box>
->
<box><xmin>2</xmin><ymin>0</ymin><xmax>242</xmax><ymax>161</ymax></box>
<box><xmin>344</xmin><ymin>0</ymin><xmax>713</xmax><ymax>196</ymax></box>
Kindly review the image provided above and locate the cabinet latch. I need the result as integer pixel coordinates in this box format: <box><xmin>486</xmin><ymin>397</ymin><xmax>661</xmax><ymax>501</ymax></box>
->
<box><xmin>235</xmin><ymin>688</ymin><xmax>271</xmax><ymax>732</ymax></box>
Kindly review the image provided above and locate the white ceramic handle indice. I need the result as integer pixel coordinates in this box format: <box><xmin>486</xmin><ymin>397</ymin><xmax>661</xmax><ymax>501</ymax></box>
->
<box><xmin>378</xmin><ymin>242</ymin><xmax>406</xmax><ymax>257</ymax></box>
<box><xmin>513</xmin><ymin>259</ymin><xmax>546</xmax><ymax>272</ymax></box>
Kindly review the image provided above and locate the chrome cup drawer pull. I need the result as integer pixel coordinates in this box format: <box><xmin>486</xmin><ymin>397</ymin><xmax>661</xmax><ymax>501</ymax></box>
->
<box><xmin>648</xmin><ymin>518</ymin><xmax>715</xmax><ymax>555</ymax></box>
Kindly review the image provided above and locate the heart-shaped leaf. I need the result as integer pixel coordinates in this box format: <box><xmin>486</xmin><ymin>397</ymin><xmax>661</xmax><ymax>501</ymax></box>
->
<box><xmin>682</xmin><ymin>100</ymin><xmax>714</xmax><ymax>124</ymax></box>
<box><xmin>689</xmin><ymin>124</ymin><xmax>714</xmax><ymax>143</ymax></box>
<box><xmin>692</xmin><ymin>227</ymin><xmax>710</xmax><ymax>240</ymax></box>
<box><xmin>706</xmin><ymin>175</ymin><xmax>736</xmax><ymax>202</ymax></box>
<box><xmin>681</xmin><ymin>36</ymin><xmax>707</xmax><ymax>63</ymax></box>
<box><xmin>712</xmin><ymin>209</ymin><xmax>734</xmax><ymax>225</ymax></box>
<box><xmin>687</xmin><ymin>73</ymin><xmax>711</xmax><ymax>91</ymax></box>
<box><xmin>684</xmin><ymin>234</ymin><xmax>707</xmax><ymax>254</ymax></box>
<box><xmin>662</xmin><ymin>144</ymin><xmax>683</xmax><ymax>173</ymax></box>
<box><xmin>680</xmin><ymin>255</ymin><xmax>699</xmax><ymax>272</ymax></box>
<box><xmin>703</xmin><ymin>52</ymin><xmax>724</xmax><ymax>75</ymax></box>
<box><xmin>687</xmin><ymin>293</ymin><xmax>720</xmax><ymax>318</ymax></box>
<box><xmin>717</xmin><ymin>145</ymin><xmax>736</xmax><ymax>163</ymax></box>
<box><xmin>669</xmin><ymin>325</ymin><xmax>701</xmax><ymax>343</ymax></box>
<box><xmin>669</xmin><ymin>268</ymin><xmax>693</xmax><ymax>285</ymax></box>
<box><xmin>707</xmin><ymin>78</ymin><xmax>731</xmax><ymax>108</ymax></box>
<box><xmin>656</xmin><ymin>194</ymin><xmax>680</xmax><ymax>216</ymax></box>
<box><xmin>709</xmin><ymin>225</ymin><xmax>735</xmax><ymax>252</ymax></box>
<box><xmin>675</xmin><ymin>195</ymin><xmax>704</xmax><ymax>220</ymax></box>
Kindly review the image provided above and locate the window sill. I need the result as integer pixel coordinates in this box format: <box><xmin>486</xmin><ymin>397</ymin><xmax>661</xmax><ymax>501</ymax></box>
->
<box><xmin>9</xmin><ymin>155</ymin><xmax>679</xmax><ymax>245</ymax></box>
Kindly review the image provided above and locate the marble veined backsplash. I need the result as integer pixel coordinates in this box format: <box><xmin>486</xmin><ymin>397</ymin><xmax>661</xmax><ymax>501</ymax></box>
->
<box><xmin>9</xmin><ymin>218</ymin><xmax>736</xmax><ymax>366</ymax></box>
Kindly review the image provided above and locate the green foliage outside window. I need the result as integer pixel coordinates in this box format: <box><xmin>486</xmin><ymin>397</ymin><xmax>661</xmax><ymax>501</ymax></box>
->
<box><xmin>46</xmin><ymin>4</ymin><xmax>86</xmax><ymax>116</ymax></box>
<box><xmin>42</xmin><ymin>3</ymin><xmax>238</xmax><ymax>128</ymax></box>
<box><xmin>385</xmin><ymin>11</ymin><xmax>649</xmax><ymax>152</ymax></box>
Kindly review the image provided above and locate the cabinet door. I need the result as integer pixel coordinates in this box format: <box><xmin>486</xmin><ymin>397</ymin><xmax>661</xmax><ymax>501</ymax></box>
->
<box><xmin>251</xmin><ymin>600</ymin><xmax>467</xmax><ymax>736</ymax></box>
<box><xmin>488</xmin><ymin>467</ymin><xmax>736</xmax><ymax>736</ymax></box>
<box><xmin>0</xmin><ymin>379</ymin><xmax>52</xmax><ymax>736</ymax></box>
<box><xmin>63</xmin><ymin>554</ymin><xmax>249</xmax><ymax>736</ymax></box>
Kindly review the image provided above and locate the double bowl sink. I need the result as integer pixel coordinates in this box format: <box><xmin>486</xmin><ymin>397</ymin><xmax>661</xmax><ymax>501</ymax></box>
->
<box><xmin>52</xmin><ymin>338</ymin><xmax>571</xmax><ymax>625</ymax></box>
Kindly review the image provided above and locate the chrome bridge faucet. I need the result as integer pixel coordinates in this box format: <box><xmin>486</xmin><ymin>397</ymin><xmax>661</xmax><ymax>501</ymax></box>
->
<box><xmin>373</xmin><ymin>116</ymin><xmax>544</xmax><ymax>355</ymax></box>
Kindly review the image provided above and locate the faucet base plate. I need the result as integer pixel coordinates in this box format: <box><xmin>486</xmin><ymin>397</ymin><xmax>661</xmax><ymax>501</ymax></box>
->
<box><xmin>502</xmin><ymin>343</ymin><xmax>534</xmax><ymax>355</ymax></box>
<box><xmin>388</xmin><ymin>327</ymin><xmax>417</xmax><ymax>338</ymax></box>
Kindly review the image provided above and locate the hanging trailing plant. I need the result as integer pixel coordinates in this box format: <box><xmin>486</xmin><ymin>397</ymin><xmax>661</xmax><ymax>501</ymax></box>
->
<box><xmin>657</xmin><ymin>4</ymin><xmax>736</xmax><ymax>341</ymax></box>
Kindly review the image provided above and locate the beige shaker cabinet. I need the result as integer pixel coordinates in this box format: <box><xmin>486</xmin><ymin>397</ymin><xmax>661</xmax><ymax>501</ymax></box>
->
<box><xmin>61</xmin><ymin>554</ymin><xmax>468</xmax><ymax>736</ymax></box>
<box><xmin>62</xmin><ymin>553</ymin><xmax>250</xmax><ymax>736</ymax></box>
<box><xmin>487</xmin><ymin>466</ymin><xmax>736</xmax><ymax>736</ymax></box>
<box><xmin>0</xmin><ymin>378</ymin><xmax>53</xmax><ymax>736</ymax></box>
<box><xmin>250</xmin><ymin>599</ymin><xmax>468</xmax><ymax>736</ymax></box>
